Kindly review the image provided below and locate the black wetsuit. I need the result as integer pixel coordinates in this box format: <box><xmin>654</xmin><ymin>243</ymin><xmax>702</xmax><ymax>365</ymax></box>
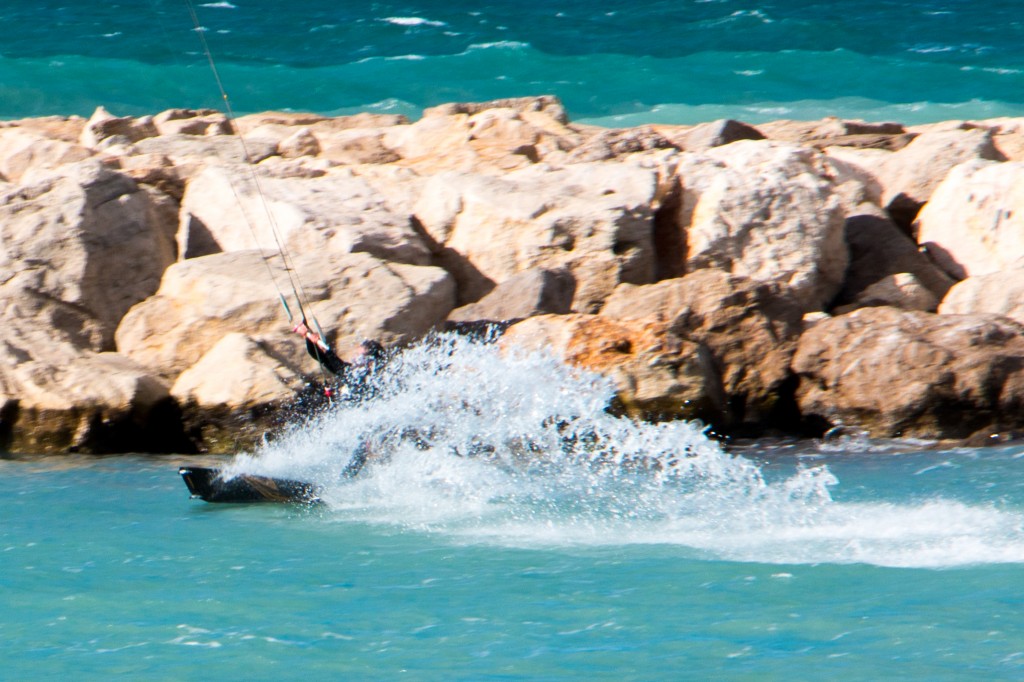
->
<box><xmin>305</xmin><ymin>339</ymin><xmax>348</xmax><ymax>376</ymax></box>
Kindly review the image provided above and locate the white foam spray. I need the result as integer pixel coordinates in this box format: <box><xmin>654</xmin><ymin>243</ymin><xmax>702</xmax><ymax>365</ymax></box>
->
<box><xmin>225</xmin><ymin>334</ymin><xmax>1024</xmax><ymax>568</ymax></box>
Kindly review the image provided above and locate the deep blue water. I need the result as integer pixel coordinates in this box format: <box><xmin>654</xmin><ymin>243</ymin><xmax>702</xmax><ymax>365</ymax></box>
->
<box><xmin>2</xmin><ymin>0</ymin><xmax>1023</xmax><ymax>124</ymax></box>
<box><xmin>3</xmin><ymin>340</ymin><xmax>1024</xmax><ymax>679</ymax></box>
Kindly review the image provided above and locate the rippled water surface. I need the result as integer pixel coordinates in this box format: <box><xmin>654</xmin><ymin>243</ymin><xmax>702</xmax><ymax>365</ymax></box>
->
<box><xmin>2</xmin><ymin>0</ymin><xmax>1023</xmax><ymax>123</ymax></box>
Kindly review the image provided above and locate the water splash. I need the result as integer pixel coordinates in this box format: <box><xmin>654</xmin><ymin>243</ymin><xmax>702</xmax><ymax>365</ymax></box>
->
<box><xmin>226</xmin><ymin>334</ymin><xmax>1024</xmax><ymax>568</ymax></box>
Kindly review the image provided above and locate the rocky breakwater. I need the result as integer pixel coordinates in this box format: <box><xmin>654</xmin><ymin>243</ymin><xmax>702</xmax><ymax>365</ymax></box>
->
<box><xmin>2</xmin><ymin>98</ymin><xmax>1024</xmax><ymax>454</ymax></box>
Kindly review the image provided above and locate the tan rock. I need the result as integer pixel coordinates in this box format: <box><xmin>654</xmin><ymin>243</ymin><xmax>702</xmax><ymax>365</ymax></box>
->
<box><xmin>277</xmin><ymin>127</ymin><xmax>321</xmax><ymax>158</ymax></box>
<box><xmin>602</xmin><ymin>269</ymin><xmax>804</xmax><ymax>427</ymax></box>
<box><xmin>915</xmin><ymin>160</ymin><xmax>1024</xmax><ymax>279</ymax></box>
<box><xmin>448</xmin><ymin>268</ymin><xmax>575</xmax><ymax>322</ymax></box>
<box><xmin>678</xmin><ymin>141</ymin><xmax>848</xmax><ymax>312</ymax></box>
<box><xmin>153</xmin><ymin>108</ymin><xmax>232</xmax><ymax>136</ymax></box>
<box><xmin>939</xmin><ymin>268</ymin><xmax>1024</xmax><ymax>325</ymax></box>
<box><xmin>115</xmin><ymin>250</ymin><xmax>455</xmax><ymax>381</ymax></box>
<box><xmin>319</xmin><ymin>128</ymin><xmax>401</xmax><ymax>165</ymax></box>
<box><xmin>0</xmin><ymin>115</ymin><xmax>86</xmax><ymax>143</ymax></box>
<box><xmin>502</xmin><ymin>314</ymin><xmax>726</xmax><ymax>422</ymax></box>
<box><xmin>178</xmin><ymin>164</ymin><xmax>431</xmax><ymax>264</ymax></box>
<box><xmin>413</xmin><ymin>161</ymin><xmax>661</xmax><ymax>310</ymax></box>
<box><xmin>0</xmin><ymin>160</ymin><xmax>177</xmax><ymax>349</ymax></box>
<box><xmin>169</xmin><ymin>332</ymin><xmax>306</xmax><ymax>452</ymax></box>
<box><xmin>679</xmin><ymin>119</ymin><xmax>764</xmax><ymax>152</ymax></box>
<box><xmin>0</xmin><ymin>128</ymin><xmax>93</xmax><ymax>183</ymax></box>
<box><xmin>564</xmin><ymin>126</ymin><xmax>677</xmax><ymax>163</ymax></box>
<box><xmin>80</xmin><ymin>106</ymin><xmax>159</xmax><ymax>149</ymax></box>
<box><xmin>0</xmin><ymin>314</ymin><xmax>180</xmax><ymax>453</ymax></box>
<box><xmin>878</xmin><ymin>128</ymin><xmax>1005</xmax><ymax>228</ymax></box>
<box><xmin>793</xmin><ymin>307</ymin><xmax>1024</xmax><ymax>438</ymax></box>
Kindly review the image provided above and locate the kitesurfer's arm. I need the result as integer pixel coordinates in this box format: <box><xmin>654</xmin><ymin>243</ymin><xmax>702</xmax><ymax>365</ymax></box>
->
<box><xmin>293</xmin><ymin>322</ymin><xmax>349</xmax><ymax>376</ymax></box>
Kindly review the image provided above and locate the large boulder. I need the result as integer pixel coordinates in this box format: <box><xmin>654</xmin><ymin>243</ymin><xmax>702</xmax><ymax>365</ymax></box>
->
<box><xmin>878</xmin><ymin>128</ymin><xmax>1005</xmax><ymax>229</ymax></box>
<box><xmin>0</xmin><ymin>160</ymin><xmax>178</xmax><ymax>349</ymax></box>
<box><xmin>601</xmin><ymin>269</ymin><xmax>804</xmax><ymax>429</ymax></box>
<box><xmin>914</xmin><ymin>160</ymin><xmax>1024</xmax><ymax>279</ymax></box>
<box><xmin>413</xmin><ymin>161</ymin><xmax>662</xmax><ymax>311</ymax></box>
<box><xmin>502</xmin><ymin>314</ymin><xmax>726</xmax><ymax>423</ymax></box>
<box><xmin>0</xmin><ymin>313</ymin><xmax>185</xmax><ymax>454</ymax></box>
<box><xmin>677</xmin><ymin>141</ymin><xmax>848</xmax><ymax>312</ymax></box>
<box><xmin>793</xmin><ymin>307</ymin><xmax>1024</xmax><ymax>438</ymax></box>
<box><xmin>939</xmin><ymin>268</ymin><xmax>1024</xmax><ymax>325</ymax></box>
<box><xmin>0</xmin><ymin>128</ymin><xmax>92</xmax><ymax>183</ymax></box>
<box><xmin>170</xmin><ymin>333</ymin><xmax>306</xmax><ymax>452</ymax></box>
<box><xmin>447</xmin><ymin>267</ymin><xmax>576</xmax><ymax>322</ymax></box>
<box><xmin>178</xmin><ymin>164</ymin><xmax>432</xmax><ymax>265</ymax></box>
<box><xmin>115</xmin><ymin>250</ymin><xmax>455</xmax><ymax>381</ymax></box>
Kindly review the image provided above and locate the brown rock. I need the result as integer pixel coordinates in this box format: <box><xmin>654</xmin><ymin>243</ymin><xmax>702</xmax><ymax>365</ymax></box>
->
<box><xmin>793</xmin><ymin>307</ymin><xmax>1024</xmax><ymax>438</ymax></box>
<box><xmin>602</xmin><ymin>269</ymin><xmax>804</xmax><ymax>428</ymax></box>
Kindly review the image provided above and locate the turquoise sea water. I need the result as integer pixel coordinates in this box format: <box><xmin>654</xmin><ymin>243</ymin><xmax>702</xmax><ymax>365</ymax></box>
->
<box><xmin>2</xmin><ymin>0</ymin><xmax>1023</xmax><ymax>124</ymax></box>
<box><xmin>4</xmin><ymin>339</ymin><xmax>1024</xmax><ymax>679</ymax></box>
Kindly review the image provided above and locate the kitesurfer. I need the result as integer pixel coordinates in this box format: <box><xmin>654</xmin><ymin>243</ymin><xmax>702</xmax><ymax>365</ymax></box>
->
<box><xmin>292</xmin><ymin>321</ymin><xmax>389</xmax><ymax>397</ymax></box>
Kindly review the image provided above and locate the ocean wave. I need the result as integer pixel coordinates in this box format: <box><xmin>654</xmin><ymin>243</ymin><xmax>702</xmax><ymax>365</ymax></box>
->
<box><xmin>199</xmin><ymin>1</ymin><xmax>237</xmax><ymax>8</ymax></box>
<box><xmin>381</xmin><ymin>16</ymin><xmax>446</xmax><ymax>28</ymax></box>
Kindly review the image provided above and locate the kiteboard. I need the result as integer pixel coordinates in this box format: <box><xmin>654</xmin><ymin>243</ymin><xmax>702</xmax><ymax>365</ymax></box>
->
<box><xmin>179</xmin><ymin>466</ymin><xmax>322</xmax><ymax>504</ymax></box>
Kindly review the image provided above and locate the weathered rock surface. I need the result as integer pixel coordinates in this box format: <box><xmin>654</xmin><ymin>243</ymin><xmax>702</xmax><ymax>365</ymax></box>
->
<box><xmin>677</xmin><ymin>141</ymin><xmax>848</xmax><ymax>312</ymax></box>
<box><xmin>793</xmin><ymin>307</ymin><xmax>1024</xmax><ymax>438</ymax></box>
<box><xmin>115</xmin><ymin>250</ymin><xmax>455</xmax><ymax>381</ymax></box>
<box><xmin>0</xmin><ymin>128</ymin><xmax>93</xmax><ymax>183</ymax></box>
<box><xmin>170</xmin><ymin>333</ymin><xmax>306</xmax><ymax>451</ymax></box>
<box><xmin>601</xmin><ymin>269</ymin><xmax>804</xmax><ymax>429</ymax></box>
<box><xmin>448</xmin><ymin>268</ymin><xmax>576</xmax><ymax>322</ymax></box>
<box><xmin>178</xmin><ymin>164</ymin><xmax>432</xmax><ymax>264</ymax></box>
<box><xmin>413</xmin><ymin>161</ymin><xmax>662</xmax><ymax>311</ymax></box>
<box><xmin>878</xmin><ymin>128</ymin><xmax>1005</xmax><ymax>229</ymax></box>
<box><xmin>0</xmin><ymin>314</ymin><xmax>185</xmax><ymax>453</ymax></box>
<box><xmin>680</xmin><ymin>119</ymin><xmax>765</xmax><ymax>152</ymax></box>
<box><xmin>939</xmin><ymin>268</ymin><xmax>1024</xmax><ymax>325</ymax></box>
<box><xmin>915</xmin><ymin>160</ymin><xmax>1024</xmax><ymax>279</ymax></box>
<box><xmin>0</xmin><ymin>160</ymin><xmax>177</xmax><ymax>349</ymax></box>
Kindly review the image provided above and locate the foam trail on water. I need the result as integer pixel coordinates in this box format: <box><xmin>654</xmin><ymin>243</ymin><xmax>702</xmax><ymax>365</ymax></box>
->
<box><xmin>226</xmin><ymin>334</ymin><xmax>1024</xmax><ymax>568</ymax></box>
